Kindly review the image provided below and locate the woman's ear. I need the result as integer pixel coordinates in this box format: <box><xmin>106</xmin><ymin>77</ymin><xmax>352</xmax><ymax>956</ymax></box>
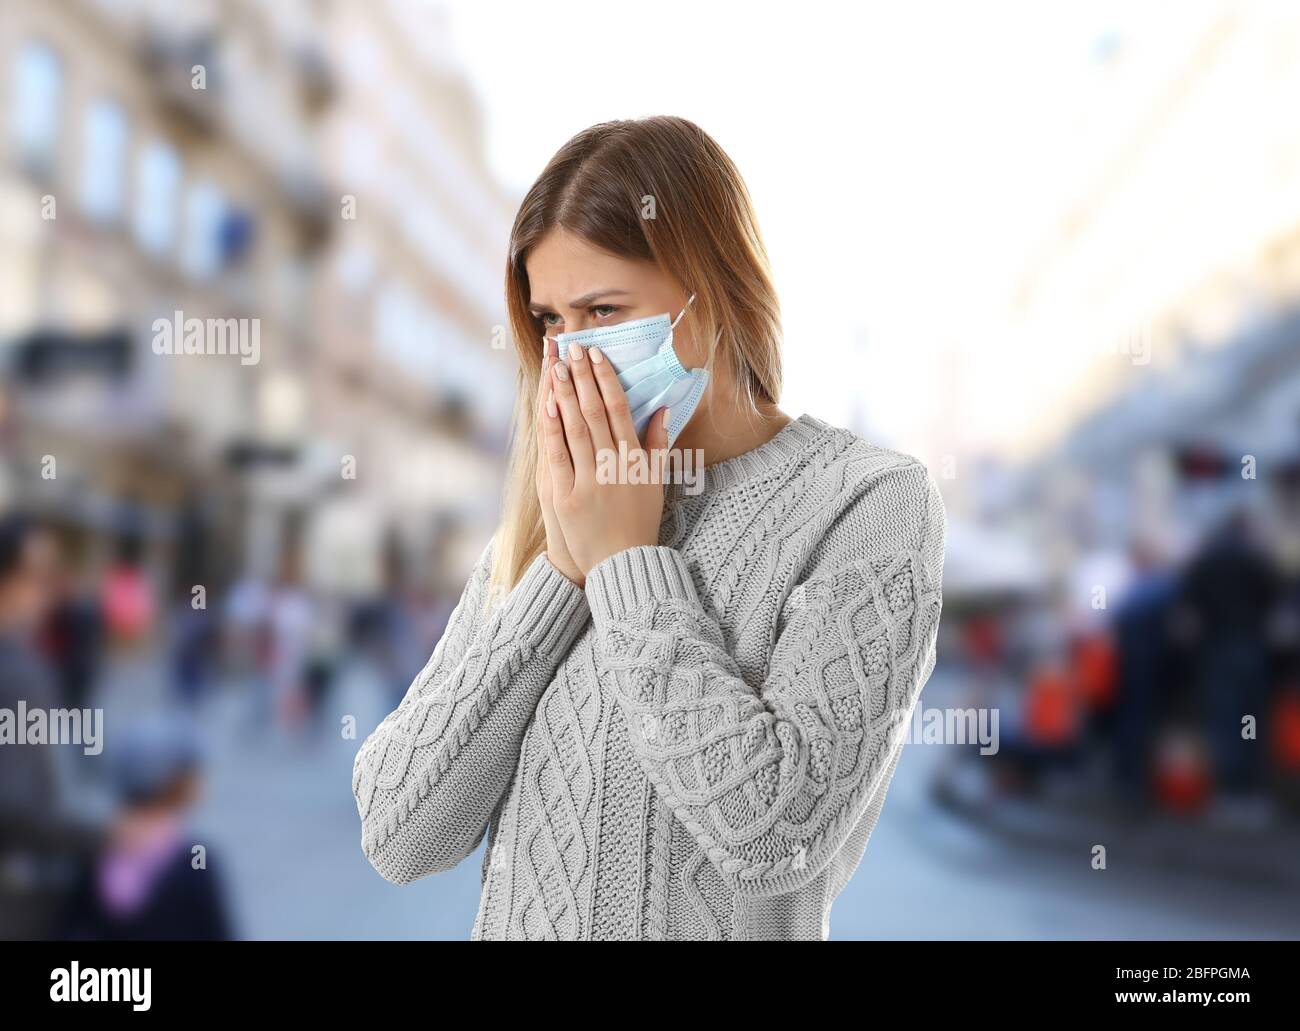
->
<box><xmin>670</xmin><ymin>311</ymin><xmax>707</xmax><ymax>369</ymax></box>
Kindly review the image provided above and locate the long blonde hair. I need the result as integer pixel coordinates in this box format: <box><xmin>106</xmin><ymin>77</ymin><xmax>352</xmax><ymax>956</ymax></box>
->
<box><xmin>490</xmin><ymin>116</ymin><xmax>783</xmax><ymax>595</ymax></box>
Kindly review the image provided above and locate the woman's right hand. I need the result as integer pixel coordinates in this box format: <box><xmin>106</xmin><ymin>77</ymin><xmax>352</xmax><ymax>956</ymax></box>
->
<box><xmin>535</xmin><ymin>337</ymin><xmax>585</xmax><ymax>588</ymax></box>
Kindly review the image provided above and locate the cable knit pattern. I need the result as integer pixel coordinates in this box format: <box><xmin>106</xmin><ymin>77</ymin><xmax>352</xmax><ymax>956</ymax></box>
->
<box><xmin>352</xmin><ymin>414</ymin><xmax>947</xmax><ymax>939</ymax></box>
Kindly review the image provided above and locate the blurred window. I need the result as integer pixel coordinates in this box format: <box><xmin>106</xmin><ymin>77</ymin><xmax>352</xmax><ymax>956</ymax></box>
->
<box><xmin>374</xmin><ymin>282</ymin><xmax>436</xmax><ymax>385</ymax></box>
<box><xmin>79</xmin><ymin>98</ymin><xmax>129</xmax><ymax>222</ymax></box>
<box><xmin>11</xmin><ymin>42</ymin><xmax>62</xmax><ymax>172</ymax></box>
<box><xmin>133</xmin><ymin>140</ymin><xmax>183</xmax><ymax>256</ymax></box>
<box><xmin>182</xmin><ymin>180</ymin><xmax>225</xmax><ymax>280</ymax></box>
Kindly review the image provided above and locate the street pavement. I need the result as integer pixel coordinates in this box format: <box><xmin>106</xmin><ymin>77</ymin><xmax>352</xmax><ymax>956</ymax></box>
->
<box><xmin>85</xmin><ymin>654</ymin><xmax>1300</xmax><ymax>940</ymax></box>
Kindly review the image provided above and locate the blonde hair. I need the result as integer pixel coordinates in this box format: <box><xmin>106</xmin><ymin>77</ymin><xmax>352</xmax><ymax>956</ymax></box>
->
<box><xmin>490</xmin><ymin>116</ymin><xmax>783</xmax><ymax>596</ymax></box>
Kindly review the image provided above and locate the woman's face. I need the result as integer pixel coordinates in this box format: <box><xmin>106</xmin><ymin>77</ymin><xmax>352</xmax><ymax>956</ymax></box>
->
<box><xmin>524</xmin><ymin>228</ymin><xmax>702</xmax><ymax>365</ymax></box>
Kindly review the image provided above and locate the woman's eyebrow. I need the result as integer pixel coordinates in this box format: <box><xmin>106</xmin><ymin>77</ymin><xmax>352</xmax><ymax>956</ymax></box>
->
<box><xmin>570</xmin><ymin>288</ymin><xmax>630</xmax><ymax>307</ymax></box>
<box><xmin>529</xmin><ymin>288</ymin><xmax>630</xmax><ymax>314</ymax></box>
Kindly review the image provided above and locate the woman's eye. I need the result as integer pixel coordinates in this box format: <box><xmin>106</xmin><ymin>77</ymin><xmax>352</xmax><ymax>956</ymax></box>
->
<box><xmin>539</xmin><ymin>312</ymin><xmax>562</xmax><ymax>328</ymax></box>
<box><xmin>591</xmin><ymin>305</ymin><xmax>618</xmax><ymax>319</ymax></box>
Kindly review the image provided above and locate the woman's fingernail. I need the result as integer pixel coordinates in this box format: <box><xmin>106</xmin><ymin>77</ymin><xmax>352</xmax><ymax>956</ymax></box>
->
<box><xmin>662</xmin><ymin>407</ymin><xmax>671</xmax><ymax>425</ymax></box>
<box><xmin>554</xmin><ymin>361</ymin><xmax>569</xmax><ymax>382</ymax></box>
<box><xmin>589</xmin><ymin>347</ymin><xmax>603</xmax><ymax>364</ymax></box>
<box><xmin>570</xmin><ymin>342</ymin><xmax>584</xmax><ymax>361</ymax></box>
<box><xmin>546</xmin><ymin>390</ymin><xmax>557</xmax><ymax>418</ymax></box>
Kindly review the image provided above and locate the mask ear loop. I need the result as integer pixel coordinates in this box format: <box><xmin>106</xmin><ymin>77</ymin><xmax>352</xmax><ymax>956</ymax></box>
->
<box><xmin>670</xmin><ymin>293</ymin><xmax>697</xmax><ymax>330</ymax></box>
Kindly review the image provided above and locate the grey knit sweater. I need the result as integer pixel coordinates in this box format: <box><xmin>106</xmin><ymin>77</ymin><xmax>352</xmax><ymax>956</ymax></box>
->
<box><xmin>352</xmin><ymin>413</ymin><xmax>946</xmax><ymax>940</ymax></box>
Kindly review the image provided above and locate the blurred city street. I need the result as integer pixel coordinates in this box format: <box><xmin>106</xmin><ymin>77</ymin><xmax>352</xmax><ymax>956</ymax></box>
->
<box><xmin>837</xmin><ymin>676</ymin><xmax>1300</xmax><ymax>941</ymax></box>
<box><xmin>77</xmin><ymin>645</ymin><xmax>482</xmax><ymax>940</ymax></box>
<box><xmin>4</xmin><ymin>0</ymin><xmax>1300</xmax><ymax>942</ymax></box>
<box><xmin>73</xmin><ymin>656</ymin><xmax>1300</xmax><ymax>940</ymax></box>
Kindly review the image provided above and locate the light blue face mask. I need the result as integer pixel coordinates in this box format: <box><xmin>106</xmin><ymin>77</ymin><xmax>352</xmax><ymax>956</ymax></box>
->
<box><xmin>545</xmin><ymin>294</ymin><xmax>708</xmax><ymax>446</ymax></box>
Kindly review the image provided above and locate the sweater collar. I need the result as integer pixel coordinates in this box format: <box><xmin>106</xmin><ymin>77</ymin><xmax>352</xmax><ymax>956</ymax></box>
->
<box><xmin>664</xmin><ymin>413</ymin><xmax>834</xmax><ymax>501</ymax></box>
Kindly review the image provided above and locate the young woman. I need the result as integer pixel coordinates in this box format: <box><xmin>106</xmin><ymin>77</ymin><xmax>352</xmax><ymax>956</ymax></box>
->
<box><xmin>352</xmin><ymin>116</ymin><xmax>947</xmax><ymax>941</ymax></box>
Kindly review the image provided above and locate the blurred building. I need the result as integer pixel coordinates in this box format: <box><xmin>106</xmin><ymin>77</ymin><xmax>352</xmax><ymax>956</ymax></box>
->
<box><xmin>311</xmin><ymin>0</ymin><xmax>517</xmax><ymax>593</ymax></box>
<box><xmin>0</xmin><ymin>0</ymin><xmax>516</xmax><ymax>606</ymax></box>
<box><xmin>942</xmin><ymin>9</ymin><xmax>1300</xmax><ymax>587</ymax></box>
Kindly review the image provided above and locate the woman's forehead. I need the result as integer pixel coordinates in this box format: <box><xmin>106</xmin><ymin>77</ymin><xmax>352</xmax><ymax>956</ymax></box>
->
<box><xmin>527</xmin><ymin>235</ymin><xmax>662</xmax><ymax>304</ymax></box>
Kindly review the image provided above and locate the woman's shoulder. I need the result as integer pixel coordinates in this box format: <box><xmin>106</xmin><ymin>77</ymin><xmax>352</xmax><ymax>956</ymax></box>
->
<box><xmin>802</xmin><ymin>415</ymin><xmax>941</xmax><ymax>507</ymax></box>
<box><xmin>796</xmin><ymin>415</ymin><xmax>947</xmax><ymax>558</ymax></box>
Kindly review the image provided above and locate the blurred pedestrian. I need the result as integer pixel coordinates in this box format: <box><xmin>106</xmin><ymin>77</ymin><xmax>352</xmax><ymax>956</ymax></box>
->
<box><xmin>169</xmin><ymin>500</ymin><xmax>219</xmax><ymax>710</ymax></box>
<box><xmin>57</xmin><ymin>711</ymin><xmax>235</xmax><ymax>941</ymax></box>
<box><xmin>100</xmin><ymin>533</ymin><xmax>156</xmax><ymax>648</ymax></box>
<box><xmin>1180</xmin><ymin>509</ymin><xmax>1281</xmax><ymax>820</ymax></box>
<box><xmin>38</xmin><ymin>561</ymin><xmax>104</xmax><ymax>713</ymax></box>
<box><xmin>222</xmin><ymin>570</ymin><xmax>272</xmax><ymax>730</ymax></box>
<box><xmin>266</xmin><ymin>548</ymin><xmax>314</xmax><ymax>732</ymax></box>
<box><xmin>1109</xmin><ymin>537</ymin><xmax>1180</xmax><ymax>802</ymax></box>
<box><xmin>0</xmin><ymin>512</ymin><xmax>103</xmax><ymax>939</ymax></box>
<box><xmin>301</xmin><ymin>596</ymin><xmax>343</xmax><ymax>738</ymax></box>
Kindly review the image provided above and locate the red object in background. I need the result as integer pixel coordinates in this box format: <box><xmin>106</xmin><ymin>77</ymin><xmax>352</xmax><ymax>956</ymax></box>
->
<box><xmin>1152</xmin><ymin>732</ymin><xmax>1211</xmax><ymax>813</ymax></box>
<box><xmin>101</xmin><ymin>565</ymin><xmax>155</xmax><ymax>641</ymax></box>
<box><xmin>1272</xmin><ymin>690</ymin><xmax>1300</xmax><ymax>771</ymax></box>
<box><xmin>1023</xmin><ymin>665</ymin><xmax>1080</xmax><ymax>746</ymax></box>
<box><xmin>962</xmin><ymin>614</ymin><xmax>1002</xmax><ymax>665</ymax></box>
<box><xmin>1175</xmin><ymin>443</ymin><xmax>1231</xmax><ymax>481</ymax></box>
<box><xmin>1071</xmin><ymin>632</ymin><xmax>1118</xmax><ymax>710</ymax></box>
<box><xmin>1153</xmin><ymin>761</ymin><xmax>1211</xmax><ymax>812</ymax></box>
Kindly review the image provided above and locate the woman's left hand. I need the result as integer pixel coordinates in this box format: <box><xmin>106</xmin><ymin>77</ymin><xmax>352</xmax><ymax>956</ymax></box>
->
<box><xmin>542</xmin><ymin>341</ymin><xmax>669</xmax><ymax>576</ymax></box>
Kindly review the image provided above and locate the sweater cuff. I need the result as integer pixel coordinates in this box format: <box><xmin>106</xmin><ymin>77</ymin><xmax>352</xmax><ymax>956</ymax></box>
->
<box><xmin>584</xmin><ymin>546</ymin><xmax>699</xmax><ymax>626</ymax></box>
<box><xmin>501</xmin><ymin>553</ymin><xmax>590</xmax><ymax>654</ymax></box>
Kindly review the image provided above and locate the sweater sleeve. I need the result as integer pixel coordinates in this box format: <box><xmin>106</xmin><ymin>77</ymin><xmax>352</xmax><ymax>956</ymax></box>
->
<box><xmin>352</xmin><ymin>537</ymin><xmax>590</xmax><ymax>884</ymax></box>
<box><xmin>583</xmin><ymin>461</ymin><xmax>946</xmax><ymax>898</ymax></box>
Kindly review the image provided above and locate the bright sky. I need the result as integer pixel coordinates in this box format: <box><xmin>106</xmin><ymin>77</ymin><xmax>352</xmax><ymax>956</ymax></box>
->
<box><xmin>441</xmin><ymin>0</ymin><xmax>1247</xmax><ymax>462</ymax></box>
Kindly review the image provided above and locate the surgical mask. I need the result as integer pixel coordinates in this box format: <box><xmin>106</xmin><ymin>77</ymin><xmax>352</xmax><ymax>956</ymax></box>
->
<box><xmin>544</xmin><ymin>294</ymin><xmax>708</xmax><ymax>446</ymax></box>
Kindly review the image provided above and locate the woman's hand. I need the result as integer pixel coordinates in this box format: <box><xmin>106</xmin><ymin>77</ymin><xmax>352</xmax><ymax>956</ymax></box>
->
<box><xmin>542</xmin><ymin>341</ymin><xmax>669</xmax><ymax>576</ymax></box>
<box><xmin>535</xmin><ymin>337</ymin><xmax>587</xmax><ymax>588</ymax></box>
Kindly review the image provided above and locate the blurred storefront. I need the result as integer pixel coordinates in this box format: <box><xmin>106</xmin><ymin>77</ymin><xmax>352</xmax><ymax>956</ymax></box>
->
<box><xmin>0</xmin><ymin>0</ymin><xmax>514</xmax><ymax>610</ymax></box>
